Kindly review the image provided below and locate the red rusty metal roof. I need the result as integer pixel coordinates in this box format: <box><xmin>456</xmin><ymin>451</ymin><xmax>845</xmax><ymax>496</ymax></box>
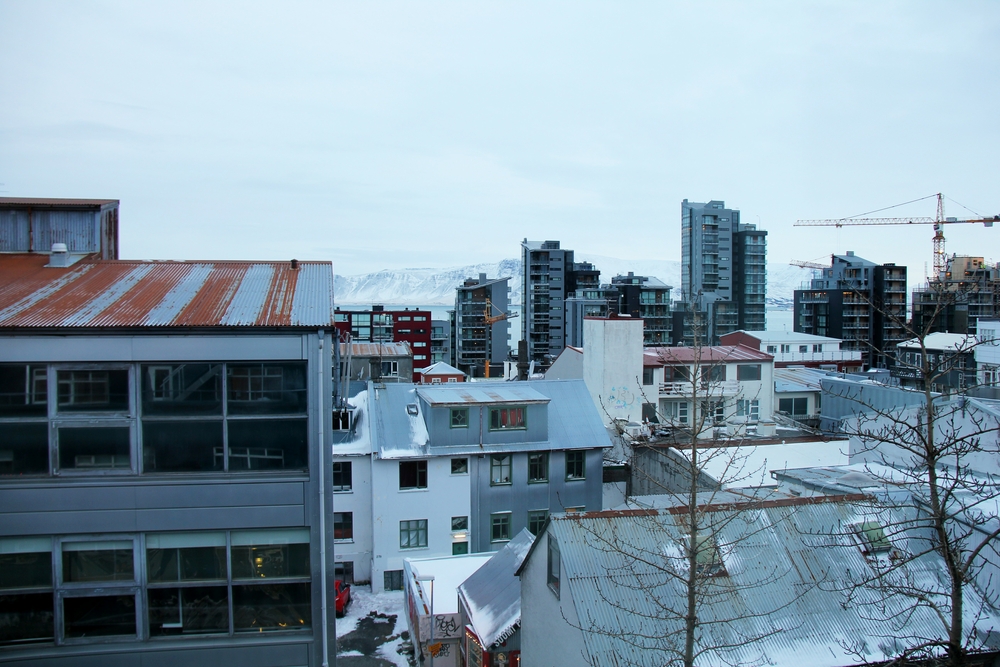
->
<box><xmin>0</xmin><ymin>254</ymin><xmax>334</xmax><ymax>329</ymax></box>
<box><xmin>643</xmin><ymin>344</ymin><xmax>773</xmax><ymax>366</ymax></box>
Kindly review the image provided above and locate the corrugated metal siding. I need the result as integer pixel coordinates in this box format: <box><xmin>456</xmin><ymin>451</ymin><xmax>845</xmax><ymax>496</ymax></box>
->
<box><xmin>0</xmin><ymin>210</ymin><xmax>31</xmax><ymax>252</ymax></box>
<box><xmin>0</xmin><ymin>256</ymin><xmax>334</xmax><ymax>328</ymax></box>
<box><xmin>549</xmin><ymin>501</ymin><xmax>1000</xmax><ymax>667</ymax></box>
<box><xmin>32</xmin><ymin>209</ymin><xmax>99</xmax><ymax>253</ymax></box>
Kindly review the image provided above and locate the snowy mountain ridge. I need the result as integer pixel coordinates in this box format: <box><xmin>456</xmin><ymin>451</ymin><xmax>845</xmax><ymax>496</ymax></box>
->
<box><xmin>334</xmin><ymin>256</ymin><xmax>811</xmax><ymax>308</ymax></box>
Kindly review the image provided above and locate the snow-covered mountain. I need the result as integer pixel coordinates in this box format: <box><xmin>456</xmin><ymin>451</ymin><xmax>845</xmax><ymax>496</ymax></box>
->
<box><xmin>334</xmin><ymin>257</ymin><xmax>812</xmax><ymax>308</ymax></box>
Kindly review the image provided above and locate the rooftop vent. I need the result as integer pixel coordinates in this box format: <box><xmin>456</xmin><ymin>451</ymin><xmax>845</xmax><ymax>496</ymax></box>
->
<box><xmin>47</xmin><ymin>243</ymin><xmax>71</xmax><ymax>268</ymax></box>
<box><xmin>290</xmin><ymin>259</ymin><xmax>299</xmax><ymax>270</ymax></box>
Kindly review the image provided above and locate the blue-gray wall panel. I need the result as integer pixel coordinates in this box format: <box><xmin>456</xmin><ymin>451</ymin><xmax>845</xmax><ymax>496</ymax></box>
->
<box><xmin>1</xmin><ymin>639</ymin><xmax>310</xmax><ymax>666</ymax></box>
<box><xmin>0</xmin><ymin>335</ymin><xmax>306</xmax><ymax>363</ymax></box>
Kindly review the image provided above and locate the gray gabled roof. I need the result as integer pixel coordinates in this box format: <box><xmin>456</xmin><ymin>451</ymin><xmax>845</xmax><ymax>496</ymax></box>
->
<box><xmin>369</xmin><ymin>379</ymin><xmax>612</xmax><ymax>459</ymax></box>
<box><xmin>458</xmin><ymin>529</ymin><xmax>534</xmax><ymax>649</ymax></box>
<box><xmin>537</xmin><ymin>497</ymin><xmax>1000</xmax><ymax>667</ymax></box>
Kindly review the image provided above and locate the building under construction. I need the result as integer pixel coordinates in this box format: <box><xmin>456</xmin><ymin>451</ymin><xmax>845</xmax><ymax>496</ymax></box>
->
<box><xmin>911</xmin><ymin>255</ymin><xmax>1000</xmax><ymax>335</ymax></box>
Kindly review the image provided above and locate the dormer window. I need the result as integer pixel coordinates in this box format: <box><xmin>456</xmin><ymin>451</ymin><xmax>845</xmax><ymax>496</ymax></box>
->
<box><xmin>489</xmin><ymin>406</ymin><xmax>525</xmax><ymax>431</ymax></box>
<box><xmin>851</xmin><ymin>521</ymin><xmax>891</xmax><ymax>555</ymax></box>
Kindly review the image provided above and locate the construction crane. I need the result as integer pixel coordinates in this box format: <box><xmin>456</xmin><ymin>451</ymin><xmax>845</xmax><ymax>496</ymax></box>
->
<box><xmin>795</xmin><ymin>193</ymin><xmax>998</xmax><ymax>275</ymax></box>
<box><xmin>483</xmin><ymin>297</ymin><xmax>518</xmax><ymax>379</ymax></box>
<box><xmin>789</xmin><ymin>259</ymin><xmax>829</xmax><ymax>270</ymax></box>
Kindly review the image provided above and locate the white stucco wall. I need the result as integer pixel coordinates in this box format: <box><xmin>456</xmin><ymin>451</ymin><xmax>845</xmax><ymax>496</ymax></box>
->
<box><xmin>332</xmin><ymin>454</ymin><xmax>373</xmax><ymax>584</ymax></box>
<box><xmin>370</xmin><ymin>455</ymin><xmax>472</xmax><ymax>592</ymax></box>
<box><xmin>583</xmin><ymin>317</ymin><xmax>645</xmax><ymax>426</ymax></box>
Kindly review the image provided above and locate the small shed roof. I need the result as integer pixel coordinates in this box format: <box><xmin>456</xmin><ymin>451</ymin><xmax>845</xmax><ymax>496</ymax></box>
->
<box><xmin>416</xmin><ymin>361</ymin><xmax>464</xmax><ymax>376</ymax></box>
<box><xmin>458</xmin><ymin>529</ymin><xmax>534</xmax><ymax>649</ymax></box>
<box><xmin>0</xmin><ymin>254</ymin><xmax>334</xmax><ymax>329</ymax></box>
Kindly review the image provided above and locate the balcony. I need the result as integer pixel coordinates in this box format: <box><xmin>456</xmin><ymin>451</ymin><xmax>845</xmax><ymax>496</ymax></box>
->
<box><xmin>660</xmin><ymin>380</ymin><xmax>741</xmax><ymax>397</ymax></box>
<box><xmin>772</xmin><ymin>350</ymin><xmax>862</xmax><ymax>364</ymax></box>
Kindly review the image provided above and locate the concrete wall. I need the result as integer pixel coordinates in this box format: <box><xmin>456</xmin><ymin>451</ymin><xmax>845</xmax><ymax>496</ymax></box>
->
<box><xmin>582</xmin><ymin>317</ymin><xmax>645</xmax><ymax>426</ymax></box>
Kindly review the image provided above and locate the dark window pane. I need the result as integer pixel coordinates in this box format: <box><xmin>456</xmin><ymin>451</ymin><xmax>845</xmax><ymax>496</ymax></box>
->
<box><xmin>227</xmin><ymin>363</ymin><xmax>307</xmax><ymax>415</ymax></box>
<box><xmin>147</xmin><ymin>547</ymin><xmax>227</xmax><ymax>583</ymax></box>
<box><xmin>142</xmin><ymin>421</ymin><xmax>223</xmax><ymax>473</ymax></box>
<box><xmin>64</xmin><ymin>595</ymin><xmax>136</xmax><ymax>638</ymax></box>
<box><xmin>0</xmin><ymin>364</ymin><xmax>47</xmax><ymax>416</ymax></box>
<box><xmin>0</xmin><ymin>423</ymin><xmax>49</xmax><ymax>476</ymax></box>
<box><xmin>451</xmin><ymin>516</ymin><xmax>468</xmax><ymax>531</ymax></box>
<box><xmin>0</xmin><ymin>593</ymin><xmax>54</xmax><ymax>645</ymax></box>
<box><xmin>450</xmin><ymin>458</ymin><xmax>468</xmax><ymax>474</ymax></box>
<box><xmin>63</xmin><ymin>543</ymin><xmax>134</xmax><ymax>582</ymax></box>
<box><xmin>399</xmin><ymin>461</ymin><xmax>427</xmax><ymax>489</ymax></box>
<box><xmin>333</xmin><ymin>513</ymin><xmax>353</xmax><ymax>540</ymax></box>
<box><xmin>56</xmin><ymin>370</ymin><xmax>129</xmax><ymax>412</ymax></box>
<box><xmin>58</xmin><ymin>427</ymin><xmax>130</xmax><ymax>470</ymax></box>
<box><xmin>148</xmin><ymin>586</ymin><xmax>229</xmax><ymax>636</ymax></box>
<box><xmin>737</xmin><ymin>364</ymin><xmax>761</xmax><ymax>381</ymax></box>
<box><xmin>141</xmin><ymin>364</ymin><xmax>222</xmax><ymax>416</ymax></box>
<box><xmin>332</xmin><ymin>461</ymin><xmax>352</xmax><ymax>491</ymax></box>
<box><xmin>233</xmin><ymin>582</ymin><xmax>311</xmax><ymax>632</ymax></box>
<box><xmin>227</xmin><ymin>419</ymin><xmax>308</xmax><ymax>471</ymax></box>
<box><xmin>0</xmin><ymin>551</ymin><xmax>51</xmax><ymax>588</ymax></box>
<box><xmin>231</xmin><ymin>543</ymin><xmax>310</xmax><ymax>580</ymax></box>
<box><xmin>452</xmin><ymin>542</ymin><xmax>468</xmax><ymax>555</ymax></box>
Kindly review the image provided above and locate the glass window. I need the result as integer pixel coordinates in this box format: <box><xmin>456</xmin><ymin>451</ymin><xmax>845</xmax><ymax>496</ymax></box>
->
<box><xmin>0</xmin><ymin>593</ymin><xmax>53</xmax><ymax>645</ymax></box>
<box><xmin>490</xmin><ymin>455</ymin><xmax>512</xmax><ymax>485</ymax></box>
<box><xmin>384</xmin><ymin>570</ymin><xmax>403</xmax><ymax>591</ymax></box>
<box><xmin>58</xmin><ymin>426</ymin><xmax>131</xmax><ymax>470</ymax></box>
<box><xmin>227</xmin><ymin>419</ymin><xmax>308</xmax><ymax>471</ymax></box>
<box><xmin>451</xmin><ymin>516</ymin><xmax>468</xmax><ymax>531</ymax></box>
<box><xmin>491</xmin><ymin>513</ymin><xmax>511</xmax><ymax>542</ymax></box>
<box><xmin>528</xmin><ymin>453</ymin><xmax>548</xmax><ymax>483</ymax></box>
<box><xmin>489</xmin><ymin>406</ymin><xmax>525</xmax><ymax>430</ymax></box>
<box><xmin>232</xmin><ymin>582</ymin><xmax>311</xmax><ymax>633</ymax></box>
<box><xmin>528</xmin><ymin>510</ymin><xmax>548</xmax><ymax>536</ymax></box>
<box><xmin>642</xmin><ymin>367</ymin><xmax>654</xmax><ymax>385</ymax></box>
<box><xmin>452</xmin><ymin>542</ymin><xmax>468</xmax><ymax>556</ymax></box>
<box><xmin>547</xmin><ymin>536</ymin><xmax>560</xmax><ymax>597</ymax></box>
<box><xmin>0</xmin><ymin>364</ymin><xmax>47</xmax><ymax>416</ymax></box>
<box><xmin>702</xmin><ymin>365</ymin><xmax>726</xmax><ymax>384</ymax></box>
<box><xmin>0</xmin><ymin>423</ymin><xmax>49</xmax><ymax>476</ymax></box>
<box><xmin>399</xmin><ymin>461</ymin><xmax>427</xmax><ymax>490</ymax></box>
<box><xmin>450</xmin><ymin>458</ymin><xmax>468</xmax><ymax>475</ymax></box>
<box><xmin>227</xmin><ymin>363</ymin><xmax>306</xmax><ymax>415</ymax></box>
<box><xmin>146</xmin><ymin>532</ymin><xmax>227</xmax><ymax>583</ymax></box>
<box><xmin>231</xmin><ymin>529</ymin><xmax>310</xmax><ymax>580</ymax></box>
<box><xmin>62</xmin><ymin>540</ymin><xmax>134</xmax><ymax>583</ymax></box>
<box><xmin>148</xmin><ymin>586</ymin><xmax>229</xmax><ymax>636</ymax></box>
<box><xmin>64</xmin><ymin>594</ymin><xmax>137</xmax><ymax>638</ymax></box>
<box><xmin>141</xmin><ymin>364</ymin><xmax>222</xmax><ymax>415</ymax></box>
<box><xmin>334</xmin><ymin>513</ymin><xmax>353</xmax><ymax>541</ymax></box>
<box><xmin>400</xmin><ymin>520</ymin><xmax>428</xmax><ymax>549</ymax></box>
<box><xmin>57</xmin><ymin>369</ymin><xmax>129</xmax><ymax>412</ymax></box>
<box><xmin>736</xmin><ymin>364</ymin><xmax>761</xmax><ymax>381</ymax></box>
<box><xmin>332</xmin><ymin>461</ymin><xmax>352</xmax><ymax>491</ymax></box>
<box><xmin>565</xmin><ymin>451</ymin><xmax>586</xmax><ymax>480</ymax></box>
<box><xmin>0</xmin><ymin>538</ymin><xmax>52</xmax><ymax>589</ymax></box>
<box><xmin>450</xmin><ymin>408</ymin><xmax>468</xmax><ymax>429</ymax></box>
<box><xmin>142</xmin><ymin>421</ymin><xmax>223</xmax><ymax>473</ymax></box>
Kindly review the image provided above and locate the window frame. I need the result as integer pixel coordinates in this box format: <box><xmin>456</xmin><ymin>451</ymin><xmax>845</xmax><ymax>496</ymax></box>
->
<box><xmin>488</xmin><ymin>406</ymin><xmax>526</xmax><ymax>431</ymax></box>
<box><xmin>332</xmin><ymin>461</ymin><xmax>353</xmax><ymax>492</ymax></box>
<box><xmin>333</xmin><ymin>512</ymin><xmax>354</xmax><ymax>542</ymax></box>
<box><xmin>450</xmin><ymin>458</ymin><xmax>468</xmax><ymax>475</ymax></box>
<box><xmin>490</xmin><ymin>455</ymin><xmax>512</xmax><ymax>486</ymax></box>
<box><xmin>565</xmin><ymin>451</ymin><xmax>586</xmax><ymax>481</ymax></box>
<box><xmin>528</xmin><ymin>452</ymin><xmax>549</xmax><ymax>483</ymax></box>
<box><xmin>399</xmin><ymin>520</ymin><xmax>428</xmax><ymax>550</ymax></box>
<box><xmin>528</xmin><ymin>510</ymin><xmax>548</xmax><ymax>536</ymax></box>
<box><xmin>399</xmin><ymin>460</ymin><xmax>428</xmax><ymax>490</ymax></box>
<box><xmin>547</xmin><ymin>535</ymin><xmax>560</xmax><ymax>597</ymax></box>
<box><xmin>490</xmin><ymin>512</ymin><xmax>512</xmax><ymax>543</ymax></box>
<box><xmin>450</xmin><ymin>408</ymin><xmax>469</xmax><ymax>429</ymax></box>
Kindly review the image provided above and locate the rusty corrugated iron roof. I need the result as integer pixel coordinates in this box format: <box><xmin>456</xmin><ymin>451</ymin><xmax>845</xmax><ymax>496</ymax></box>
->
<box><xmin>0</xmin><ymin>254</ymin><xmax>334</xmax><ymax>329</ymax></box>
<box><xmin>644</xmin><ymin>344</ymin><xmax>773</xmax><ymax>366</ymax></box>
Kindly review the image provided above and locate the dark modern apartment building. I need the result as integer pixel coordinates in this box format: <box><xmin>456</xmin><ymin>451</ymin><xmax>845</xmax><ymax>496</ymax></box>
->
<box><xmin>680</xmin><ymin>199</ymin><xmax>767</xmax><ymax>343</ymax></box>
<box><xmin>334</xmin><ymin>305</ymin><xmax>432</xmax><ymax>380</ymax></box>
<box><xmin>454</xmin><ymin>274</ymin><xmax>511</xmax><ymax>378</ymax></box>
<box><xmin>911</xmin><ymin>255</ymin><xmax>1000</xmax><ymax>335</ymax></box>
<box><xmin>0</xmin><ymin>198</ymin><xmax>337</xmax><ymax>666</ymax></box>
<box><xmin>793</xmin><ymin>251</ymin><xmax>908</xmax><ymax>369</ymax></box>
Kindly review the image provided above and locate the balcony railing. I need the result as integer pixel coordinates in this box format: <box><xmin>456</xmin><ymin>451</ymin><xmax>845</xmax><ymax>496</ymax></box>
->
<box><xmin>659</xmin><ymin>380</ymin><xmax>742</xmax><ymax>396</ymax></box>
<box><xmin>772</xmin><ymin>351</ymin><xmax>862</xmax><ymax>363</ymax></box>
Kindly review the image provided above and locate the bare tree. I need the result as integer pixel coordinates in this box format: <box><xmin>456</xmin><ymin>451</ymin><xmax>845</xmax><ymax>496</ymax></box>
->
<box><xmin>825</xmin><ymin>279</ymin><xmax>1000</xmax><ymax>667</ymax></box>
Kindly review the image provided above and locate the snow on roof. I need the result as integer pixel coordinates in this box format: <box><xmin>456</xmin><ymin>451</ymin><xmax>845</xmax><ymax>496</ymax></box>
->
<box><xmin>458</xmin><ymin>529</ymin><xmax>534</xmax><ymax>649</ymax></box>
<box><xmin>774</xmin><ymin>367</ymin><xmax>833</xmax><ymax>393</ymax></box>
<box><xmin>407</xmin><ymin>554</ymin><xmax>493</xmax><ymax>615</ymax></box>
<box><xmin>415</xmin><ymin>361</ymin><xmax>464</xmax><ymax>376</ymax></box>
<box><xmin>332</xmin><ymin>390</ymin><xmax>373</xmax><ymax>456</ymax></box>
<box><xmin>896</xmin><ymin>333</ymin><xmax>977</xmax><ymax>352</ymax></box>
<box><xmin>697</xmin><ymin>439</ymin><xmax>850</xmax><ymax>487</ymax></box>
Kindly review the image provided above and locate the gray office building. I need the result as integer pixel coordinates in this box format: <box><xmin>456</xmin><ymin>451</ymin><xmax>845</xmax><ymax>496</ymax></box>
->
<box><xmin>0</xmin><ymin>198</ymin><xmax>337</xmax><ymax>666</ymax></box>
<box><xmin>454</xmin><ymin>274</ymin><xmax>511</xmax><ymax>378</ymax></box>
<box><xmin>680</xmin><ymin>200</ymin><xmax>767</xmax><ymax>342</ymax></box>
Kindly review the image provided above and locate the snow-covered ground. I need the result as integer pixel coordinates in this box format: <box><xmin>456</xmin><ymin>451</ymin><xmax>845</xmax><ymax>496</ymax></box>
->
<box><xmin>336</xmin><ymin>585</ymin><xmax>412</xmax><ymax>667</ymax></box>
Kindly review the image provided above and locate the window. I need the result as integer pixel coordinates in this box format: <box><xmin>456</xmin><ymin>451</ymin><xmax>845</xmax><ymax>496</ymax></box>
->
<box><xmin>332</xmin><ymin>461</ymin><xmax>352</xmax><ymax>491</ymax></box>
<box><xmin>489</xmin><ymin>406</ymin><xmax>525</xmax><ymax>430</ymax></box>
<box><xmin>490</xmin><ymin>455</ymin><xmax>512</xmax><ymax>485</ymax></box>
<box><xmin>813</xmin><ymin>344</ymin><xmax>823</xmax><ymax>352</ymax></box>
<box><xmin>565</xmin><ymin>451</ymin><xmax>586</xmax><ymax>480</ymax></box>
<box><xmin>379</xmin><ymin>361</ymin><xmax>399</xmax><ymax>377</ymax></box>
<box><xmin>851</xmin><ymin>521</ymin><xmax>891</xmax><ymax>554</ymax></box>
<box><xmin>58</xmin><ymin>426</ymin><xmax>131</xmax><ymax>471</ymax></box>
<box><xmin>694</xmin><ymin>534</ymin><xmax>726</xmax><ymax>577</ymax></box>
<box><xmin>528</xmin><ymin>510</ymin><xmax>548</xmax><ymax>536</ymax></box>
<box><xmin>400</xmin><ymin>520</ymin><xmax>428</xmax><ymax>549</ymax></box>
<box><xmin>230</xmin><ymin>528</ymin><xmax>312</xmax><ymax>633</ymax></box>
<box><xmin>146</xmin><ymin>532</ymin><xmax>228</xmax><ymax>636</ymax></box>
<box><xmin>451</xmin><ymin>458</ymin><xmax>468</xmax><ymax>474</ymax></box>
<box><xmin>778</xmin><ymin>397</ymin><xmax>808</xmax><ymax>416</ymax></box>
<box><xmin>450</xmin><ymin>408</ymin><xmax>469</xmax><ymax>429</ymax></box>
<box><xmin>0</xmin><ymin>536</ymin><xmax>53</xmax><ymax>645</ymax></box>
<box><xmin>333</xmin><ymin>513</ymin><xmax>353</xmax><ymax>541</ymax></box>
<box><xmin>452</xmin><ymin>542</ymin><xmax>469</xmax><ymax>555</ymax></box>
<box><xmin>528</xmin><ymin>452</ymin><xmax>549</xmax><ymax>483</ymax></box>
<box><xmin>0</xmin><ymin>364</ymin><xmax>47</xmax><ymax>416</ymax></box>
<box><xmin>384</xmin><ymin>570</ymin><xmax>404</xmax><ymax>591</ymax></box>
<box><xmin>701</xmin><ymin>365</ymin><xmax>726</xmax><ymax>385</ymax></box>
<box><xmin>736</xmin><ymin>399</ymin><xmax>760</xmax><ymax>421</ymax></box>
<box><xmin>491</xmin><ymin>513</ymin><xmax>511</xmax><ymax>542</ymax></box>
<box><xmin>414</xmin><ymin>355</ymin><xmax>427</xmax><ymax>361</ymax></box>
<box><xmin>399</xmin><ymin>461</ymin><xmax>427</xmax><ymax>490</ymax></box>
<box><xmin>799</xmin><ymin>345</ymin><xmax>808</xmax><ymax>353</ymax></box>
<box><xmin>780</xmin><ymin>344</ymin><xmax>790</xmax><ymax>353</ymax></box>
<box><xmin>451</xmin><ymin>516</ymin><xmax>468</xmax><ymax>531</ymax></box>
<box><xmin>737</xmin><ymin>364</ymin><xmax>761</xmax><ymax>381</ymax></box>
<box><xmin>143</xmin><ymin>421</ymin><xmax>223</xmax><ymax>473</ymax></box>
<box><xmin>335</xmin><ymin>562</ymin><xmax>354</xmax><ymax>584</ymax></box>
<box><xmin>142</xmin><ymin>364</ymin><xmax>222</xmax><ymax>415</ymax></box>
<box><xmin>227</xmin><ymin>363</ymin><xmax>306</xmax><ymax>415</ymax></box>
<box><xmin>766</xmin><ymin>345</ymin><xmax>777</xmax><ymax>354</ymax></box>
<box><xmin>642</xmin><ymin>367</ymin><xmax>655</xmax><ymax>385</ymax></box>
<box><xmin>61</xmin><ymin>538</ymin><xmax>139</xmax><ymax>639</ymax></box>
<box><xmin>227</xmin><ymin>419</ymin><xmax>308</xmax><ymax>470</ymax></box>
<box><xmin>57</xmin><ymin>369</ymin><xmax>129</xmax><ymax>412</ymax></box>
<box><xmin>413</xmin><ymin>342</ymin><xmax>427</xmax><ymax>348</ymax></box>
<box><xmin>547</xmin><ymin>536</ymin><xmax>560</xmax><ymax>597</ymax></box>
<box><xmin>0</xmin><ymin>423</ymin><xmax>49</xmax><ymax>476</ymax></box>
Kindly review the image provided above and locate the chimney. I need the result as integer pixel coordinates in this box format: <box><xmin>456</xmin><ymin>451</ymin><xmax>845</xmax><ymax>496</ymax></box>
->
<box><xmin>291</xmin><ymin>259</ymin><xmax>299</xmax><ymax>270</ymax></box>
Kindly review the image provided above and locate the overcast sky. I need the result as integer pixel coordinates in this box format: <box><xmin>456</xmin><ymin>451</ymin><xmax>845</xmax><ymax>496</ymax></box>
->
<box><xmin>1</xmin><ymin>1</ymin><xmax>998</xmax><ymax>279</ymax></box>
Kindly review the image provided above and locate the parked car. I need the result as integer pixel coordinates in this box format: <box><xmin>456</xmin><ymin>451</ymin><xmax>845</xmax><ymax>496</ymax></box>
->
<box><xmin>335</xmin><ymin>580</ymin><xmax>351</xmax><ymax>617</ymax></box>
